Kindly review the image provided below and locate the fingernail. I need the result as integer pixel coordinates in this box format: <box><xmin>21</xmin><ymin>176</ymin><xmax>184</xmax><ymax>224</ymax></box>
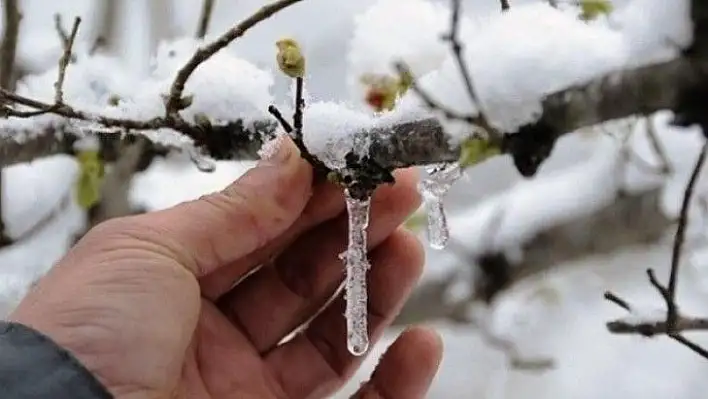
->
<box><xmin>258</xmin><ymin>134</ymin><xmax>293</xmax><ymax>165</ymax></box>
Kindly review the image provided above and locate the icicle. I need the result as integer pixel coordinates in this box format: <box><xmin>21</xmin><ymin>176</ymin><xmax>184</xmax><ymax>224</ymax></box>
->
<box><xmin>185</xmin><ymin>144</ymin><xmax>216</xmax><ymax>172</ymax></box>
<box><xmin>339</xmin><ymin>188</ymin><xmax>372</xmax><ymax>356</ymax></box>
<box><xmin>418</xmin><ymin>162</ymin><xmax>462</xmax><ymax>250</ymax></box>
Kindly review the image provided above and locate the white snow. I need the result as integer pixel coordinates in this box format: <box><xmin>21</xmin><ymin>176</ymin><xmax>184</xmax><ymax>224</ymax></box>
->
<box><xmin>345</xmin><ymin>0</ymin><xmax>472</xmax><ymax>110</ymax></box>
<box><xmin>301</xmin><ymin>101</ymin><xmax>375</xmax><ymax>169</ymax></box>
<box><xmin>3</xmin><ymin>0</ymin><xmax>708</xmax><ymax>398</ymax></box>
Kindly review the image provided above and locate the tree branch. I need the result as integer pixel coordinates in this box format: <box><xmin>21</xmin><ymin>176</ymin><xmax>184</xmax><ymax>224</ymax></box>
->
<box><xmin>607</xmin><ymin>315</ymin><xmax>708</xmax><ymax>336</ymax></box>
<box><xmin>0</xmin><ymin>54</ymin><xmax>693</xmax><ymax>174</ymax></box>
<box><xmin>604</xmin><ymin>142</ymin><xmax>708</xmax><ymax>360</ymax></box>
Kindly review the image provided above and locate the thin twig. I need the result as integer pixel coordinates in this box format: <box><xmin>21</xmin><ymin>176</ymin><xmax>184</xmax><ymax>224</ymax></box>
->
<box><xmin>443</xmin><ymin>0</ymin><xmax>501</xmax><ymax>142</ymax></box>
<box><xmin>196</xmin><ymin>0</ymin><xmax>216</xmax><ymax>39</ymax></box>
<box><xmin>664</xmin><ymin>141</ymin><xmax>707</xmax><ymax>327</ymax></box>
<box><xmin>268</xmin><ymin>104</ymin><xmax>327</xmax><ymax>175</ymax></box>
<box><xmin>54</xmin><ymin>17</ymin><xmax>81</xmax><ymax>105</ymax></box>
<box><xmin>394</xmin><ymin>62</ymin><xmax>478</xmax><ymax>125</ymax></box>
<box><xmin>500</xmin><ymin>0</ymin><xmax>510</xmax><ymax>11</ymax></box>
<box><xmin>604</xmin><ymin>291</ymin><xmax>631</xmax><ymax>311</ymax></box>
<box><xmin>604</xmin><ymin>142</ymin><xmax>708</xmax><ymax>360</ymax></box>
<box><xmin>268</xmin><ymin>76</ymin><xmax>328</xmax><ymax>174</ymax></box>
<box><xmin>0</xmin><ymin>87</ymin><xmax>192</xmax><ymax>134</ymax></box>
<box><xmin>164</xmin><ymin>0</ymin><xmax>305</xmax><ymax>116</ymax></box>
<box><xmin>53</xmin><ymin>14</ymin><xmax>70</xmax><ymax>48</ymax></box>
<box><xmin>608</xmin><ymin>315</ymin><xmax>708</xmax><ymax>336</ymax></box>
<box><xmin>268</xmin><ymin>105</ymin><xmax>293</xmax><ymax>133</ymax></box>
<box><xmin>293</xmin><ymin>76</ymin><xmax>304</xmax><ymax>136</ymax></box>
<box><xmin>670</xmin><ymin>334</ymin><xmax>708</xmax><ymax>358</ymax></box>
<box><xmin>1</xmin><ymin>16</ymin><xmax>80</xmax><ymax>120</ymax></box>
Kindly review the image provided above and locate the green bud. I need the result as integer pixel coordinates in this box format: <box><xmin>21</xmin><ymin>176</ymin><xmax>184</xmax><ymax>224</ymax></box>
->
<box><xmin>459</xmin><ymin>137</ymin><xmax>501</xmax><ymax>168</ymax></box>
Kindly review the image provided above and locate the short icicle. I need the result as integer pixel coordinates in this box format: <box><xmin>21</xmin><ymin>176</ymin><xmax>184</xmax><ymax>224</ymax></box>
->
<box><xmin>339</xmin><ymin>188</ymin><xmax>372</xmax><ymax>356</ymax></box>
<box><xmin>418</xmin><ymin>162</ymin><xmax>462</xmax><ymax>250</ymax></box>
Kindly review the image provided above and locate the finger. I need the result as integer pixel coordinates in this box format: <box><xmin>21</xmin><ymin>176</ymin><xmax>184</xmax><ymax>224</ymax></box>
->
<box><xmin>216</xmin><ymin>169</ymin><xmax>420</xmax><ymax>352</ymax></box>
<box><xmin>199</xmin><ymin>177</ymin><xmax>345</xmax><ymax>299</ymax></box>
<box><xmin>96</xmin><ymin>137</ymin><xmax>313</xmax><ymax>277</ymax></box>
<box><xmin>351</xmin><ymin>327</ymin><xmax>443</xmax><ymax>399</ymax></box>
<box><xmin>264</xmin><ymin>229</ymin><xmax>425</xmax><ymax>398</ymax></box>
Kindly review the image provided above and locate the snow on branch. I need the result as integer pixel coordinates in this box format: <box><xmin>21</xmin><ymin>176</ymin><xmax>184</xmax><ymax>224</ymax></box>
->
<box><xmin>0</xmin><ymin>56</ymin><xmax>693</xmax><ymax>174</ymax></box>
<box><xmin>0</xmin><ymin>0</ymin><xmax>700</xmax><ymax>185</ymax></box>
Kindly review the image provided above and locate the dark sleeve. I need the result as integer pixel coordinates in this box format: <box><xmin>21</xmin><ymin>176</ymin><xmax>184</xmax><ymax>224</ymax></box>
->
<box><xmin>0</xmin><ymin>321</ymin><xmax>112</xmax><ymax>398</ymax></box>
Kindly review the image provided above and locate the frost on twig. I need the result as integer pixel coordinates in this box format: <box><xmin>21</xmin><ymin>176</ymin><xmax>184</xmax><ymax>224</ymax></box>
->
<box><xmin>339</xmin><ymin>188</ymin><xmax>372</xmax><ymax>356</ymax></box>
<box><xmin>418</xmin><ymin>162</ymin><xmax>462</xmax><ymax>249</ymax></box>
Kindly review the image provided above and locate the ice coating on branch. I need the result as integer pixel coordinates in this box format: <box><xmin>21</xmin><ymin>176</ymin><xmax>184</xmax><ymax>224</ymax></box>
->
<box><xmin>302</xmin><ymin>101</ymin><xmax>374</xmax><ymax>170</ymax></box>
<box><xmin>419</xmin><ymin>162</ymin><xmax>462</xmax><ymax>250</ymax></box>
<box><xmin>339</xmin><ymin>189</ymin><xmax>372</xmax><ymax>356</ymax></box>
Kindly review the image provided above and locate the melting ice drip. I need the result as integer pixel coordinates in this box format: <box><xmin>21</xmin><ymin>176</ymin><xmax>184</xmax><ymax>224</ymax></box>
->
<box><xmin>339</xmin><ymin>188</ymin><xmax>372</xmax><ymax>356</ymax></box>
<box><xmin>185</xmin><ymin>144</ymin><xmax>216</xmax><ymax>172</ymax></box>
<box><xmin>418</xmin><ymin>163</ymin><xmax>462</xmax><ymax>250</ymax></box>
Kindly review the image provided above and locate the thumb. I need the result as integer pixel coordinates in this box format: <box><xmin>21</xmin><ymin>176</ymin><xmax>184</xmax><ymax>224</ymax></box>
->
<box><xmin>112</xmin><ymin>136</ymin><xmax>313</xmax><ymax>276</ymax></box>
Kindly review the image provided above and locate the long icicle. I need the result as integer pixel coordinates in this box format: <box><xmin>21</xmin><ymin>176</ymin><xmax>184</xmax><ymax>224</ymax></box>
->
<box><xmin>339</xmin><ymin>188</ymin><xmax>372</xmax><ymax>356</ymax></box>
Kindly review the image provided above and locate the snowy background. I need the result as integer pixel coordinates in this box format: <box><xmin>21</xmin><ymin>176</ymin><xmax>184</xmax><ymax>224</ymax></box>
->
<box><xmin>2</xmin><ymin>0</ymin><xmax>708</xmax><ymax>397</ymax></box>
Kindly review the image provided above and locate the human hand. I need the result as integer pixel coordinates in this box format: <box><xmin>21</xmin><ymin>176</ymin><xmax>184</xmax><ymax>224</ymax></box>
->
<box><xmin>10</xmin><ymin>137</ymin><xmax>442</xmax><ymax>399</ymax></box>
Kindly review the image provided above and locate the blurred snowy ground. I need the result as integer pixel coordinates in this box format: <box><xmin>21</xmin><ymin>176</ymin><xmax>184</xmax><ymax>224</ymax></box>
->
<box><xmin>2</xmin><ymin>0</ymin><xmax>708</xmax><ymax>398</ymax></box>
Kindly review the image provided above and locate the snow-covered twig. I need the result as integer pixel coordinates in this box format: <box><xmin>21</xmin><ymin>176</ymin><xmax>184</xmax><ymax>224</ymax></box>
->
<box><xmin>605</xmin><ymin>142</ymin><xmax>708</xmax><ymax>360</ymax></box>
<box><xmin>0</xmin><ymin>56</ymin><xmax>691</xmax><ymax>174</ymax></box>
<box><xmin>163</xmin><ymin>0</ymin><xmax>305</xmax><ymax>116</ymax></box>
<box><xmin>53</xmin><ymin>17</ymin><xmax>80</xmax><ymax>107</ymax></box>
<box><xmin>442</xmin><ymin>0</ymin><xmax>500</xmax><ymax>142</ymax></box>
<box><xmin>1</xmin><ymin>16</ymin><xmax>80</xmax><ymax>119</ymax></box>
